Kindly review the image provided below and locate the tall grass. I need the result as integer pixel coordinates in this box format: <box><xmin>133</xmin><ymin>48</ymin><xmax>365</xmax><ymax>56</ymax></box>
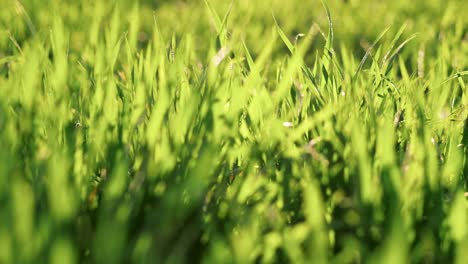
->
<box><xmin>0</xmin><ymin>0</ymin><xmax>467</xmax><ymax>263</ymax></box>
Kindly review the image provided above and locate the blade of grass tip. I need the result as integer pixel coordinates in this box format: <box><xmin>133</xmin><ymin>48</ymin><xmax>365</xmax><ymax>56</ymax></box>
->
<box><xmin>14</xmin><ymin>0</ymin><xmax>37</xmax><ymax>36</ymax></box>
<box><xmin>321</xmin><ymin>0</ymin><xmax>333</xmax><ymax>51</ymax></box>
<box><xmin>353</xmin><ymin>27</ymin><xmax>391</xmax><ymax>80</ymax></box>
<box><xmin>272</xmin><ymin>13</ymin><xmax>294</xmax><ymax>54</ymax></box>
<box><xmin>385</xmin><ymin>34</ymin><xmax>418</xmax><ymax>66</ymax></box>
<box><xmin>114</xmin><ymin>32</ymin><xmax>126</xmax><ymax>65</ymax></box>
<box><xmin>7</xmin><ymin>31</ymin><xmax>23</xmax><ymax>54</ymax></box>
<box><xmin>382</xmin><ymin>23</ymin><xmax>407</xmax><ymax>66</ymax></box>
<box><xmin>152</xmin><ymin>13</ymin><xmax>166</xmax><ymax>46</ymax></box>
<box><xmin>204</xmin><ymin>0</ymin><xmax>223</xmax><ymax>34</ymax></box>
<box><xmin>124</xmin><ymin>35</ymin><xmax>135</xmax><ymax>69</ymax></box>
<box><xmin>439</xmin><ymin>71</ymin><xmax>468</xmax><ymax>86</ymax></box>
<box><xmin>241</xmin><ymin>38</ymin><xmax>255</xmax><ymax>72</ymax></box>
<box><xmin>319</xmin><ymin>0</ymin><xmax>338</xmax><ymax>84</ymax></box>
<box><xmin>219</xmin><ymin>0</ymin><xmax>234</xmax><ymax>38</ymax></box>
<box><xmin>273</xmin><ymin>24</ymin><xmax>319</xmax><ymax>104</ymax></box>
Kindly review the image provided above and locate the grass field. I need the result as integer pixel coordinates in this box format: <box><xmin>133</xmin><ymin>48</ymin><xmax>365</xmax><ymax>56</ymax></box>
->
<box><xmin>0</xmin><ymin>0</ymin><xmax>467</xmax><ymax>263</ymax></box>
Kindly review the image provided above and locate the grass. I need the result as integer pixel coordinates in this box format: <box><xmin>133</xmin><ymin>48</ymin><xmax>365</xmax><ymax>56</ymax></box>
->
<box><xmin>0</xmin><ymin>0</ymin><xmax>467</xmax><ymax>263</ymax></box>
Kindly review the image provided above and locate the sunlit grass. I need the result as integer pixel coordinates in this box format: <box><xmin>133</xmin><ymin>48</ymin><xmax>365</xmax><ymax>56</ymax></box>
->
<box><xmin>0</xmin><ymin>0</ymin><xmax>467</xmax><ymax>263</ymax></box>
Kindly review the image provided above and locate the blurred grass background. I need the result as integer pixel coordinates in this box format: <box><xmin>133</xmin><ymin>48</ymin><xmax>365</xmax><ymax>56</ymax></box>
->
<box><xmin>0</xmin><ymin>0</ymin><xmax>467</xmax><ymax>263</ymax></box>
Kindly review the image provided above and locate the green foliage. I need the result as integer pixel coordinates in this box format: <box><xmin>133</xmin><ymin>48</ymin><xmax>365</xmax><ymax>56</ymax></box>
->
<box><xmin>0</xmin><ymin>0</ymin><xmax>467</xmax><ymax>263</ymax></box>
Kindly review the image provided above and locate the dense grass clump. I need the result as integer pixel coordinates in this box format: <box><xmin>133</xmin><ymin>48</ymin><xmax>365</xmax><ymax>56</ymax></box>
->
<box><xmin>0</xmin><ymin>0</ymin><xmax>467</xmax><ymax>263</ymax></box>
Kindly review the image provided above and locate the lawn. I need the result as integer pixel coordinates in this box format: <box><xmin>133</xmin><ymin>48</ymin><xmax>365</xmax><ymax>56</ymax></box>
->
<box><xmin>0</xmin><ymin>0</ymin><xmax>467</xmax><ymax>263</ymax></box>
